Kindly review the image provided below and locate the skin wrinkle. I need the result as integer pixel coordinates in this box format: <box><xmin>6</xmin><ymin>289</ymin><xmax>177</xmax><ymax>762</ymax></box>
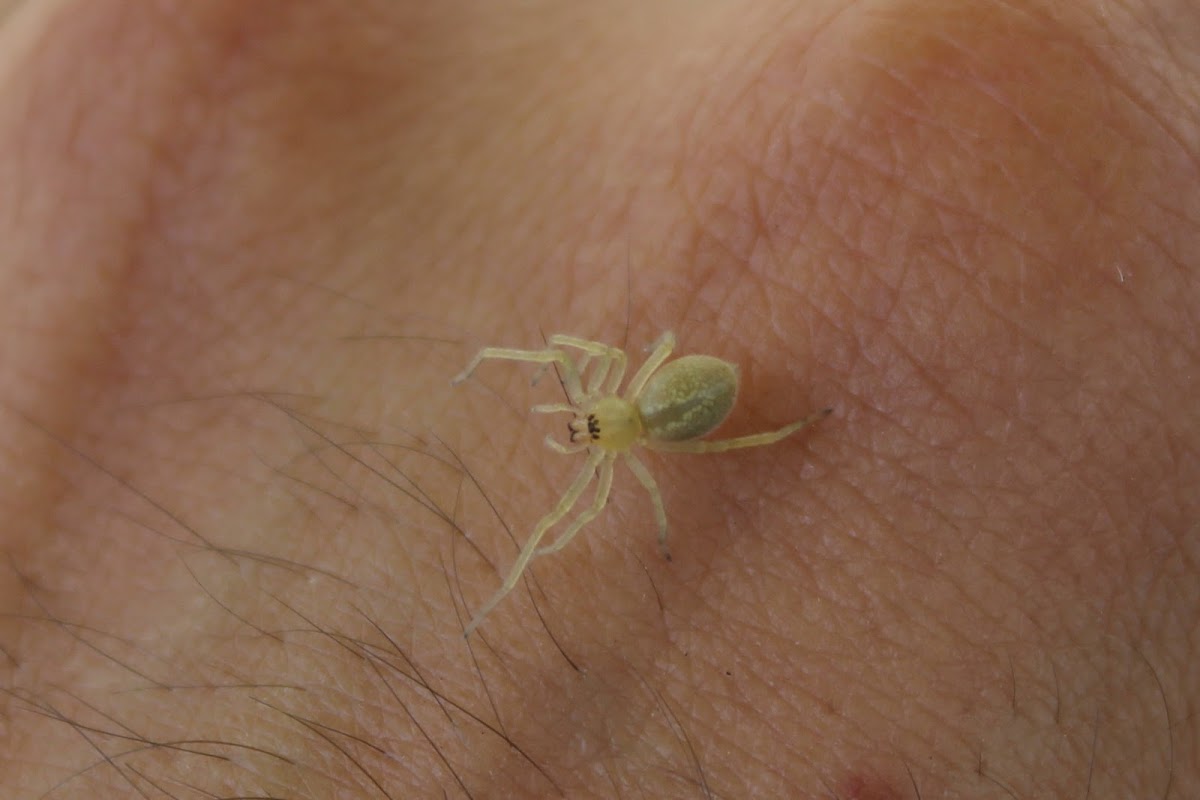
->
<box><xmin>0</xmin><ymin>11</ymin><xmax>183</xmax><ymax>600</ymax></box>
<box><xmin>827</xmin><ymin>111</ymin><xmax>1067</xmax><ymax>316</ymax></box>
<box><xmin>2</xmin><ymin>1</ymin><xmax>1200</xmax><ymax>800</ymax></box>
<box><xmin>1086</xmin><ymin>2</ymin><xmax>1200</xmax><ymax>165</ymax></box>
<box><xmin>816</xmin><ymin>17</ymin><xmax>1190</xmax><ymax>623</ymax></box>
<box><xmin>756</xmin><ymin>499</ymin><xmax>1000</xmax><ymax>781</ymax></box>
<box><xmin>801</xmin><ymin>18</ymin><xmax>1176</xmax><ymax>772</ymax></box>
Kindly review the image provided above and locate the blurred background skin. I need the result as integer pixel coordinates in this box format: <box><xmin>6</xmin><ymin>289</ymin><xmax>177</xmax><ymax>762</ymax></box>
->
<box><xmin>1</xmin><ymin>1</ymin><xmax>1198</xmax><ymax>797</ymax></box>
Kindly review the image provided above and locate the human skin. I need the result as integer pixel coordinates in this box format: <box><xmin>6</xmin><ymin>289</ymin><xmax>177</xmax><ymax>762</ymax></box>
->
<box><xmin>1</xmin><ymin>0</ymin><xmax>1197</xmax><ymax>797</ymax></box>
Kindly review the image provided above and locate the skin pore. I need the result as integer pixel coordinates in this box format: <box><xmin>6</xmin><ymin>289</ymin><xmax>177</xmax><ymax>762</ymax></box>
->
<box><xmin>1</xmin><ymin>1</ymin><xmax>1198</xmax><ymax>798</ymax></box>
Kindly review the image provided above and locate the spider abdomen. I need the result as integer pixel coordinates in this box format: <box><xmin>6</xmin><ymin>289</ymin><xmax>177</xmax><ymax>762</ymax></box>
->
<box><xmin>636</xmin><ymin>355</ymin><xmax>738</xmax><ymax>442</ymax></box>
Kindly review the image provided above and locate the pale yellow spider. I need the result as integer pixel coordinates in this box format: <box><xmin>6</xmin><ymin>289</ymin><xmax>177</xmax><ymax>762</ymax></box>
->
<box><xmin>453</xmin><ymin>331</ymin><xmax>831</xmax><ymax>636</ymax></box>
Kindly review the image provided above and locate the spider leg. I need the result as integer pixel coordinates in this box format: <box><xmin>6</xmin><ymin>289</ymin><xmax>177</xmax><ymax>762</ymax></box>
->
<box><xmin>532</xmin><ymin>403</ymin><xmax>577</xmax><ymax>414</ymax></box>
<box><xmin>453</xmin><ymin>346</ymin><xmax>585</xmax><ymax>405</ymax></box>
<box><xmin>624</xmin><ymin>331</ymin><xmax>676</xmax><ymax>398</ymax></box>
<box><xmin>464</xmin><ymin>449</ymin><xmax>605</xmax><ymax>637</ymax></box>
<box><xmin>535</xmin><ymin>455</ymin><xmax>615</xmax><ymax>556</ymax></box>
<box><xmin>546</xmin><ymin>335</ymin><xmax>629</xmax><ymax>395</ymax></box>
<box><xmin>585</xmin><ymin>353</ymin><xmax>614</xmax><ymax>395</ymax></box>
<box><xmin>623</xmin><ymin>452</ymin><xmax>670</xmax><ymax>560</ymax></box>
<box><xmin>600</xmin><ymin>346</ymin><xmax>628</xmax><ymax>395</ymax></box>
<box><xmin>647</xmin><ymin>408</ymin><xmax>832</xmax><ymax>453</ymax></box>
<box><xmin>547</xmin><ymin>334</ymin><xmax>624</xmax><ymax>355</ymax></box>
<box><xmin>542</xmin><ymin>435</ymin><xmax>589</xmax><ymax>455</ymax></box>
<box><xmin>531</xmin><ymin>353</ymin><xmax>589</xmax><ymax>391</ymax></box>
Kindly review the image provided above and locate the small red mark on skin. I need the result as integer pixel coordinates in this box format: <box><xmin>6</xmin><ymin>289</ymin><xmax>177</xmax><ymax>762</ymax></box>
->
<box><xmin>836</xmin><ymin>773</ymin><xmax>907</xmax><ymax>800</ymax></box>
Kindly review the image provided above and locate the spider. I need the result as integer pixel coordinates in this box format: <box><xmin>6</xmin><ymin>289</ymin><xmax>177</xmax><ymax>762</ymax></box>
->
<box><xmin>453</xmin><ymin>331</ymin><xmax>831</xmax><ymax>636</ymax></box>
